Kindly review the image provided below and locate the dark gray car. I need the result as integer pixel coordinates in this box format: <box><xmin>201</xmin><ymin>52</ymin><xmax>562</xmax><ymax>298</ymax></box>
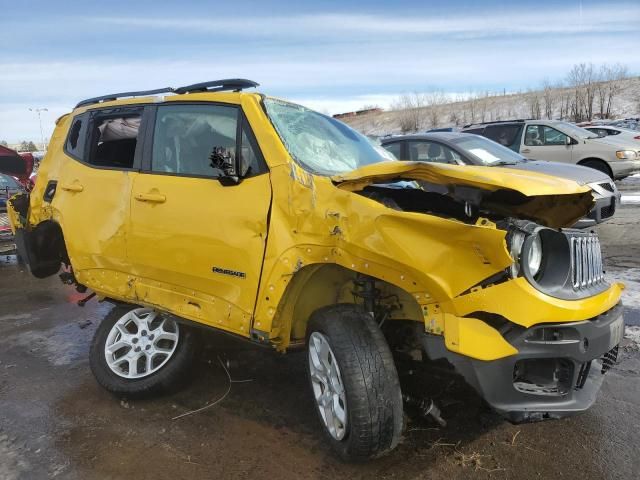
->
<box><xmin>381</xmin><ymin>132</ymin><xmax>620</xmax><ymax>227</ymax></box>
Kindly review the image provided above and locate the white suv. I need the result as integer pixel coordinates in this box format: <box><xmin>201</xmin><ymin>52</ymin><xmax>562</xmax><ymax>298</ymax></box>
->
<box><xmin>463</xmin><ymin>119</ymin><xmax>640</xmax><ymax>180</ymax></box>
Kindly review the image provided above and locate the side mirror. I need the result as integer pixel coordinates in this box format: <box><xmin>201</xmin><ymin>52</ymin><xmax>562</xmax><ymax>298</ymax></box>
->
<box><xmin>565</xmin><ymin>136</ymin><xmax>574</xmax><ymax>146</ymax></box>
<box><xmin>209</xmin><ymin>147</ymin><xmax>240</xmax><ymax>186</ymax></box>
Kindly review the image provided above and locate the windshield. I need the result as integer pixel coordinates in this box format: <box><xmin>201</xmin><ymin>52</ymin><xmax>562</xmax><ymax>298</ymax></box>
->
<box><xmin>452</xmin><ymin>135</ymin><xmax>525</xmax><ymax>165</ymax></box>
<box><xmin>0</xmin><ymin>174</ymin><xmax>20</xmax><ymax>189</ymax></box>
<box><xmin>263</xmin><ymin>98</ymin><xmax>390</xmax><ymax>175</ymax></box>
<box><xmin>556</xmin><ymin>122</ymin><xmax>599</xmax><ymax>139</ymax></box>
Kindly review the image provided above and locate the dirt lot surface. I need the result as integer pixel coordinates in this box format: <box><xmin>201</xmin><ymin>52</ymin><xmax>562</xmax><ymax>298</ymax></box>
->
<box><xmin>1</xmin><ymin>177</ymin><xmax>639</xmax><ymax>480</ymax></box>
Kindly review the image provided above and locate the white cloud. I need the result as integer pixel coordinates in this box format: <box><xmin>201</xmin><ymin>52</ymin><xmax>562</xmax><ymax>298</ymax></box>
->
<box><xmin>88</xmin><ymin>4</ymin><xmax>640</xmax><ymax>37</ymax></box>
<box><xmin>3</xmin><ymin>2</ymin><xmax>639</xmax><ymax>142</ymax></box>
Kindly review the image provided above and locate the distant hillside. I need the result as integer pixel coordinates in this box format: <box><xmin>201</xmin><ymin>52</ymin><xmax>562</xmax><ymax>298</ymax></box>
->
<box><xmin>342</xmin><ymin>76</ymin><xmax>640</xmax><ymax>136</ymax></box>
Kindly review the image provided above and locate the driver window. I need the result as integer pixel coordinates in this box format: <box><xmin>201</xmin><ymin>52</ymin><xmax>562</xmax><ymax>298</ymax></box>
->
<box><xmin>152</xmin><ymin>104</ymin><xmax>239</xmax><ymax>177</ymax></box>
<box><xmin>408</xmin><ymin>141</ymin><xmax>461</xmax><ymax>164</ymax></box>
<box><xmin>525</xmin><ymin>125</ymin><xmax>568</xmax><ymax>146</ymax></box>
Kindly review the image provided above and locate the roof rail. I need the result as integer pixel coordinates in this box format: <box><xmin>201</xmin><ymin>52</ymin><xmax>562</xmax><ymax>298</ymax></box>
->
<box><xmin>75</xmin><ymin>79</ymin><xmax>259</xmax><ymax>108</ymax></box>
<box><xmin>462</xmin><ymin>119</ymin><xmax>530</xmax><ymax>128</ymax></box>
<box><xmin>75</xmin><ymin>87</ymin><xmax>175</xmax><ymax>108</ymax></box>
<box><xmin>174</xmin><ymin>78</ymin><xmax>259</xmax><ymax>94</ymax></box>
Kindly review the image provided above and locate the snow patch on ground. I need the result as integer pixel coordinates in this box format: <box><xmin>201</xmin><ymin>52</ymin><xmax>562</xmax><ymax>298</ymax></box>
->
<box><xmin>607</xmin><ymin>268</ymin><xmax>640</xmax><ymax>308</ymax></box>
<box><xmin>621</xmin><ymin>195</ymin><xmax>640</xmax><ymax>205</ymax></box>
<box><xmin>2</xmin><ymin>323</ymin><xmax>86</xmax><ymax>367</ymax></box>
<box><xmin>624</xmin><ymin>326</ymin><xmax>640</xmax><ymax>351</ymax></box>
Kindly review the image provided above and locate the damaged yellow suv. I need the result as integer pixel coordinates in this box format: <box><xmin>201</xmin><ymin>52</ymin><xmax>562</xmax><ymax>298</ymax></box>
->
<box><xmin>6</xmin><ymin>79</ymin><xmax>625</xmax><ymax>460</ymax></box>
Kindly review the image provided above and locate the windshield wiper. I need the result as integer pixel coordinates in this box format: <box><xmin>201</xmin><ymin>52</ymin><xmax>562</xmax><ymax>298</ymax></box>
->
<box><xmin>492</xmin><ymin>161</ymin><xmax>521</xmax><ymax>166</ymax></box>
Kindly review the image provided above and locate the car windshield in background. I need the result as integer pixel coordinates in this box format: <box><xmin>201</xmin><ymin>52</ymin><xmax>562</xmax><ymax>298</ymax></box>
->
<box><xmin>451</xmin><ymin>135</ymin><xmax>525</xmax><ymax>166</ymax></box>
<box><xmin>0</xmin><ymin>174</ymin><xmax>20</xmax><ymax>189</ymax></box>
<box><xmin>559</xmin><ymin>122</ymin><xmax>600</xmax><ymax>139</ymax></box>
<box><xmin>263</xmin><ymin>98</ymin><xmax>390</xmax><ymax>175</ymax></box>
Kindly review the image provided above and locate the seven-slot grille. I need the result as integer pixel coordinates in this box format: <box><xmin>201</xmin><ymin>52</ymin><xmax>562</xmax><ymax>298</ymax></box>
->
<box><xmin>570</xmin><ymin>233</ymin><xmax>604</xmax><ymax>290</ymax></box>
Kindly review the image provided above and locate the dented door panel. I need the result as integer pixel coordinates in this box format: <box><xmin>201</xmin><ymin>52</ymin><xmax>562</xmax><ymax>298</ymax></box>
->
<box><xmin>127</xmin><ymin>173</ymin><xmax>272</xmax><ymax>335</ymax></box>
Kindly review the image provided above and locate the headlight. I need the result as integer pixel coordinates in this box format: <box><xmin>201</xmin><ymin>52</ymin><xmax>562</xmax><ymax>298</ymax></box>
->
<box><xmin>615</xmin><ymin>150</ymin><xmax>637</xmax><ymax>160</ymax></box>
<box><xmin>527</xmin><ymin>235</ymin><xmax>542</xmax><ymax>277</ymax></box>
<box><xmin>509</xmin><ymin>231</ymin><xmax>542</xmax><ymax>278</ymax></box>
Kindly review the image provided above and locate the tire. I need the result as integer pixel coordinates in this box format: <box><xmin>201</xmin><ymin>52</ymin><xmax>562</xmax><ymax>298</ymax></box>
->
<box><xmin>580</xmin><ymin>159</ymin><xmax>613</xmax><ymax>180</ymax></box>
<box><xmin>306</xmin><ymin>304</ymin><xmax>403</xmax><ymax>461</ymax></box>
<box><xmin>90</xmin><ymin>305</ymin><xmax>197</xmax><ymax>397</ymax></box>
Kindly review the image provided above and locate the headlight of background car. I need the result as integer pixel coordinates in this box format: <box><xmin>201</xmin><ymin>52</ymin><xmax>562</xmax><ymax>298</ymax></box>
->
<box><xmin>615</xmin><ymin>150</ymin><xmax>637</xmax><ymax>160</ymax></box>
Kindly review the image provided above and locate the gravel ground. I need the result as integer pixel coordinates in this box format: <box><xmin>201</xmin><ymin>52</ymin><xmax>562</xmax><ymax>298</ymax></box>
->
<box><xmin>1</xmin><ymin>177</ymin><xmax>639</xmax><ymax>479</ymax></box>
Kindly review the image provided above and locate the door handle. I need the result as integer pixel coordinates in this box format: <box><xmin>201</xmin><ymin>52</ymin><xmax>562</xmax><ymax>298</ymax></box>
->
<box><xmin>60</xmin><ymin>183</ymin><xmax>84</xmax><ymax>192</ymax></box>
<box><xmin>134</xmin><ymin>192</ymin><xmax>166</xmax><ymax>203</ymax></box>
<box><xmin>521</xmin><ymin>149</ymin><xmax>531</xmax><ymax>154</ymax></box>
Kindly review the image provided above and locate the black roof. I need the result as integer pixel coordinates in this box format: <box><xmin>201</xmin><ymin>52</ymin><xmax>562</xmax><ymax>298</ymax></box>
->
<box><xmin>75</xmin><ymin>78</ymin><xmax>259</xmax><ymax>108</ymax></box>
<box><xmin>462</xmin><ymin>119</ymin><xmax>531</xmax><ymax>128</ymax></box>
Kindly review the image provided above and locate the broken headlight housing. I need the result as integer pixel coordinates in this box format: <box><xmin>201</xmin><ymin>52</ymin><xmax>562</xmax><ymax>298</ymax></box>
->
<box><xmin>507</xmin><ymin>222</ymin><xmax>608</xmax><ymax>299</ymax></box>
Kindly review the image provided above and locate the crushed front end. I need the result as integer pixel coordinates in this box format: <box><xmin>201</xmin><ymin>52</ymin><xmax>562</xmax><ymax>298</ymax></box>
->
<box><xmin>424</xmin><ymin>220</ymin><xmax>624</xmax><ymax>422</ymax></box>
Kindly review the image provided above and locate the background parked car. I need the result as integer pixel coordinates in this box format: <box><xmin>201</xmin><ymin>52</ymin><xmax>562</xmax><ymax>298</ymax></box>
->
<box><xmin>583</xmin><ymin>125</ymin><xmax>640</xmax><ymax>143</ymax></box>
<box><xmin>381</xmin><ymin>132</ymin><xmax>620</xmax><ymax>227</ymax></box>
<box><xmin>0</xmin><ymin>145</ymin><xmax>34</xmax><ymax>191</ymax></box>
<box><xmin>0</xmin><ymin>173</ymin><xmax>25</xmax><ymax>254</ymax></box>
<box><xmin>461</xmin><ymin>119</ymin><xmax>640</xmax><ymax>180</ymax></box>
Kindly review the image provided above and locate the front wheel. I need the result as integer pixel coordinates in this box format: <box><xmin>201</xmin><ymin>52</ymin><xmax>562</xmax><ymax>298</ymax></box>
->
<box><xmin>306</xmin><ymin>304</ymin><xmax>404</xmax><ymax>461</ymax></box>
<box><xmin>90</xmin><ymin>306</ymin><xmax>197</xmax><ymax>397</ymax></box>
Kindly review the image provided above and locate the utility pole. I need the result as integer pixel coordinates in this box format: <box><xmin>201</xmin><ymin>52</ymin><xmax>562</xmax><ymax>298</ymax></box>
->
<box><xmin>29</xmin><ymin>107</ymin><xmax>48</xmax><ymax>151</ymax></box>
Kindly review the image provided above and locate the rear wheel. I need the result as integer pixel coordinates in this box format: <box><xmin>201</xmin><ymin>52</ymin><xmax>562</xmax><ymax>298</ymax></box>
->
<box><xmin>90</xmin><ymin>305</ymin><xmax>197</xmax><ymax>397</ymax></box>
<box><xmin>306</xmin><ymin>304</ymin><xmax>403</xmax><ymax>461</ymax></box>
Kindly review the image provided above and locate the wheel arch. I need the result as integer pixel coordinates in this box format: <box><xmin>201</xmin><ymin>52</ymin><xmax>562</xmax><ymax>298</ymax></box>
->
<box><xmin>267</xmin><ymin>263</ymin><xmax>424</xmax><ymax>350</ymax></box>
<box><xmin>577</xmin><ymin>157</ymin><xmax>613</xmax><ymax>179</ymax></box>
<box><xmin>23</xmin><ymin>219</ymin><xmax>69</xmax><ymax>278</ymax></box>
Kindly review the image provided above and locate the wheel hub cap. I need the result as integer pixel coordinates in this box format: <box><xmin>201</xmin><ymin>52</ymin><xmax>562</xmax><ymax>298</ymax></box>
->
<box><xmin>308</xmin><ymin>332</ymin><xmax>347</xmax><ymax>440</ymax></box>
<box><xmin>104</xmin><ymin>308</ymin><xmax>179</xmax><ymax>379</ymax></box>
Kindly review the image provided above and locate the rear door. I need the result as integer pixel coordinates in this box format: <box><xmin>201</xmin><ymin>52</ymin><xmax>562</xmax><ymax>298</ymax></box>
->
<box><xmin>128</xmin><ymin>103</ymin><xmax>271</xmax><ymax>334</ymax></box>
<box><xmin>520</xmin><ymin>124</ymin><xmax>573</xmax><ymax>163</ymax></box>
<box><xmin>53</xmin><ymin>106</ymin><xmax>143</xmax><ymax>275</ymax></box>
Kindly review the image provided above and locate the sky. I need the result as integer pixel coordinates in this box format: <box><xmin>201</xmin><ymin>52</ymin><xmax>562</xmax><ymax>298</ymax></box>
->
<box><xmin>1</xmin><ymin>0</ymin><xmax>639</xmax><ymax>144</ymax></box>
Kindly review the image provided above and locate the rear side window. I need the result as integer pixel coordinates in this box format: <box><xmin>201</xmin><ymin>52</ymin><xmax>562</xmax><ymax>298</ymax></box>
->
<box><xmin>86</xmin><ymin>111</ymin><xmax>142</xmax><ymax>169</ymax></box>
<box><xmin>484</xmin><ymin>125</ymin><xmax>521</xmax><ymax>147</ymax></box>
<box><xmin>151</xmin><ymin>104</ymin><xmax>264</xmax><ymax>178</ymax></box>
<box><xmin>65</xmin><ymin>113</ymin><xmax>89</xmax><ymax>160</ymax></box>
<box><xmin>463</xmin><ymin>127</ymin><xmax>484</xmax><ymax>135</ymax></box>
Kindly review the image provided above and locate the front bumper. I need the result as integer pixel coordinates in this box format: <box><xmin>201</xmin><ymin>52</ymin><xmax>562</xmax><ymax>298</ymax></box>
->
<box><xmin>423</xmin><ymin>303</ymin><xmax>624</xmax><ymax>422</ymax></box>
<box><xmin>609</xmin><ymin>159</ymin><xmax>640</xmax><ymax>180</ymax></box>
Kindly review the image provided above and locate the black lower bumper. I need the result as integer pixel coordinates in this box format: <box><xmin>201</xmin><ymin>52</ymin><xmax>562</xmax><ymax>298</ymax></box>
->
<box><xmin>423</xmin><ymin>303</ymin><xmax>624</xmax><ymax>422</ymax></box>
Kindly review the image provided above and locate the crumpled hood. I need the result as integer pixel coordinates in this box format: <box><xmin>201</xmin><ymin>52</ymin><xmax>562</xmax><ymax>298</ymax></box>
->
<box><xmin>332</xmin><ymin>161</ymin><xmax>594</xmax><ymax>228</ymax></box>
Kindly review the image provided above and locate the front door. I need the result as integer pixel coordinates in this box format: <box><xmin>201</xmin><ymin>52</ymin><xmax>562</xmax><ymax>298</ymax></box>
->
<box><xmin>520</xmin><ymin>124</ymin><xmax>573</xmax><ymax>163</ymax></box>
<box><xmin>128</xmin><ymin>103</ymin><xmax>271</xmax><ymax>335</ymax></box>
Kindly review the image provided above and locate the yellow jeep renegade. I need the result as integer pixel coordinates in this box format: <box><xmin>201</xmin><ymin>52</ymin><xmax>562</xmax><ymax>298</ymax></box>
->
<box><xmin>6</xmin><ymin>79</ymin><xmax>625</xmax><ymax>460</ymax></box>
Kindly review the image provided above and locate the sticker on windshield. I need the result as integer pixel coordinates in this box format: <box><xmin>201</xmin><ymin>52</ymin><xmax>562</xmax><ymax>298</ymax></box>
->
<box><xmin>469</xmin><ymin>148</ymin><xmax>500</xmax><ymax>164</ymax></box>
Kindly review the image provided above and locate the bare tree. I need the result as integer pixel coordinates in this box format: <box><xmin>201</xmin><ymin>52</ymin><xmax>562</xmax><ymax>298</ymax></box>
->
<box><xmin>392</xmin><ymin>93</ymin><xmax>426</xmax><ymax>133</ymax></box>
<box><xmin>526</xmin><ymin>90</ymin><xmax>541</xmax><ymax>119</ymax></box>
<box><xmin>596</xmin><ymin>63</ymin><xmax>629</xmax><ymax>119</ymax></box>
<box><xmin>424</xmin><ymin>91</ymin><xmax>447</xmax><ymax>128</ymax></box>
<box><xmin>566</xmin><ymin>63</ymin><xmax>598</xmax><ymax>121</ymax></box>
<box><xmin>541</xmin><ymin>79</ymin><xmax>556</xmax><ymax>119</ymax></box>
